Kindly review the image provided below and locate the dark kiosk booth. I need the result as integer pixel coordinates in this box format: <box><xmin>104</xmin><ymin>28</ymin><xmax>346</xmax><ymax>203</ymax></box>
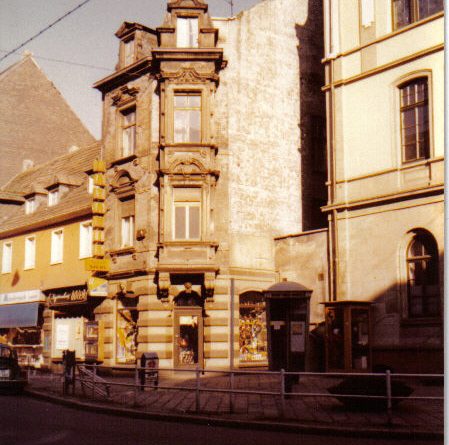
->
<box><xmin>264</xmin><ymin>281</ymin><xmax>312</xmax><ymax>378</ymax></box>
<box><xmin>323</xmin><ymin>301</ymin><xmax>372</xmax><ymax>372</ymax></box>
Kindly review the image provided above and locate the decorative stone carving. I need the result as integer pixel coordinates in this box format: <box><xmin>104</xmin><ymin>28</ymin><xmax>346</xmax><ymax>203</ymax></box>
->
<box><xmin>158</xmin><ymin>272</ymin><xmax>170</xmax><ymax>300</ymax></box>
<box><xmin>158</xmin><ymin>67</ymin><xmax>219</xmax><ymax>85</ymax></box>
<box><xmin>111</xmin><ymin>85</ymin><xmax>140</xmax><ymax>106</ymax></box>
<box><xmin>204</xmin><ymin>272</ymin><xmax>215</xmax><ymax>302</ymax></box>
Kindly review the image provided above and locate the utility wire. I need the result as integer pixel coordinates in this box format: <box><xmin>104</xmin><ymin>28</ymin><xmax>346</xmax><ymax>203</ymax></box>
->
<box><xmin>0</xmin><ymin>0</ymin><xmax>93</xmax><ymax>64</ymax></box>
<box><xmin>0</xmin><ymin>49</ymin><xmax>110</xmax><ymax>72</ymax></box>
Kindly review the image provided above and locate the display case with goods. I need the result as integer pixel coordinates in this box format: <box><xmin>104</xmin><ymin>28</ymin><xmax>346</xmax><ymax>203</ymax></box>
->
<box><xmin>84</xmin><ymin>320</ymin><xmax>104</xmax><ymax>363</ymax></box>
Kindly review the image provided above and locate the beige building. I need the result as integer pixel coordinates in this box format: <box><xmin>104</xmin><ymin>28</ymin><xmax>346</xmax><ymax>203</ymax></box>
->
<box><xmin>0</xmin><ymin>54</ymin><xmax>95</xmax><ymax>186</ymax></box>
<box><xmin>320</xmin><ymin>0</ymin><xmax>444</xmax><ymax>372</ymax></box>
<box><xmin>0</xmin><ymin>144</ymin><xmax>102</xmax><ymax>368</ymax></box>
<box><xmin>92</xmin><ymin>0</ymin><xmax>326</xmax><ymax>369</ymax></box>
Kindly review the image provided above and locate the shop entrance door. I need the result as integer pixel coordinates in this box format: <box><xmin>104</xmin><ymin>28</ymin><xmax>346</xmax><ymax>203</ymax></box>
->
<box><xmin>173</xmin><ymin>306</ymin><xmax>203</xmax><ymax>369</ymax></box>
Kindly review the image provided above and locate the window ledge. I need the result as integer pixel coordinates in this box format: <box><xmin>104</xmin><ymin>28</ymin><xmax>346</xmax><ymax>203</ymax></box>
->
<box><xmin>110</xmin><ymin>246</ymin><xmax>136</xmax><ymax>256</ymax></box>
<box><xmin>50</xmin><ymin>261</ymin><xmax>63</xmax><ymax>266</ymax></box>
<box><xmin>400</xmin><ymin>317</ymin><xmax>442</xmax><ymax>327</ymax></box>
<box><xmin>109</xmin><ymin>154</ymin><xmax>137</xmax><ymax>167</ymax></box>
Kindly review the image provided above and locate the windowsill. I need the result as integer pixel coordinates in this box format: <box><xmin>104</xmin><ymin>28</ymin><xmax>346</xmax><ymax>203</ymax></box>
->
<box><xmin>109</xmin><ymin>154</ymin><xmax>137</xmax><ymax>167</ymax></box>
<box><xmin>159</xmin><ymin>241</ymin><xmax>218</xmax><ymax>247</ymax></box>
<box><xmin>1</xmin><ymin>271</ymin><xmax>11</xmax><ymax>275</ymax></box>
<box><xmin>79</xmin><ymin>255</ymin><xmax>93</xmax><ymax>260</ymax></box>
<box><xmin>401</xmin><ymin>158</ymin><xmax>430</xmax><ymax>168</ymax></box>
<box><xmin>109</xmin><ymin>246</ymin><xmax>136</xmax><ymax>256</ymax></box>
<box><xmin>400</xmin><ymin>317</ymin><xmax>442</xmax><ymax>327</ymax></box>
<box><xmin>50</xmin><ymin>261</ymin><xmax>63</xmax><ymax>266</ymax></box>
<box><xmin>23</xmin><ymin>266</ymin><xmax>35</xmax><ymax>271</ymax></box>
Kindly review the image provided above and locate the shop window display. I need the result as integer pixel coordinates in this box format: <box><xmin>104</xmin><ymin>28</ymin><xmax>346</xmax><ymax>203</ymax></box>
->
<box><xmin>239</xmin><ymin>292</ymin><xmax>267</xmax><ymax>364</ymax></box>
<box><xmin>178</xmin><ymin>315</ymin><xmax>199</xmax><ymax>365</ymax></box>
<box><xmin>116</xmin><ymin>300</ymin><xmax>138</xmax><ymax>364</ymax></box>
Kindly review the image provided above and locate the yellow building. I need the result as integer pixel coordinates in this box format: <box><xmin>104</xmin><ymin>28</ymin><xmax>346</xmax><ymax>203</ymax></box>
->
<box><xmin>0</xmin><ymin>143</ymin><xmax>103</xmax><ymax>368</ymax></box>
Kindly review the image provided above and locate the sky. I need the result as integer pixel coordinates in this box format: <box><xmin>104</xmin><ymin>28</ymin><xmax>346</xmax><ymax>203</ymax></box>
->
<box><xmin>0</xmin><ymin>0</ymin><xmax>262</xmax><ymax>139</ymax></box>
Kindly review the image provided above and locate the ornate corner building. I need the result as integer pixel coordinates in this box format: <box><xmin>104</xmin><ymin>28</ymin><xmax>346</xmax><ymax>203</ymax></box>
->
<box><xmin>92</xmin><ymin>0</ymin><xmax>326</xmax><ymax>369</ymax></box>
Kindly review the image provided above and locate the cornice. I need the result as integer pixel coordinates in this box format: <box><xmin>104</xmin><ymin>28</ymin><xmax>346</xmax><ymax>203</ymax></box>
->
<box><xmin>93</xmin><ymin>57</ymin><xmax>153</xmax><ymax>93</ymax></box>
<box><xmin>322</xmin><ymin>184</ymin><xmax>444</xmax><ymax>212</ymax></box>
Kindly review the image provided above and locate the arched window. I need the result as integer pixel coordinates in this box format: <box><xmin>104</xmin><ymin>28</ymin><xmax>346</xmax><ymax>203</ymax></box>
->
<box><xmin>406</xmin><ymin>232</ymin><xmax>439</xmax><ymax>318</ymax></box>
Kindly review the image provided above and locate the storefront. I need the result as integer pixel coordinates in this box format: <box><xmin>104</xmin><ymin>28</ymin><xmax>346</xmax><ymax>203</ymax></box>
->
<box><xmin>0</xmin><ymin>289</ymin><xmax>46</xmax><ymax>367</ymax></box>
<box><xmin>239</xmin><ymin>291</ymin><xmax>268</xmax><ymax>366</ymax></box>
<box><xmin>46</xmin><ymin>285</ymin><xmax>103</xmax><ymax>363</ymax></box>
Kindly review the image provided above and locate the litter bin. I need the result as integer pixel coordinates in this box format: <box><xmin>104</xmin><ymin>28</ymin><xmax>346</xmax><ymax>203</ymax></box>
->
<box><xmin>139</xmin><ymin>352</ymin><xmax>159</xmax><ymax>390</ymax></box>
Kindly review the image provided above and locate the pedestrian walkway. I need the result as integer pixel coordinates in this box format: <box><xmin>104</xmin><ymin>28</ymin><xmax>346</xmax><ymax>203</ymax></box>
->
<box><xmin>26</xmin><ymin>369</ymin><xmax>443</xmax><ymax>440</ymax></box>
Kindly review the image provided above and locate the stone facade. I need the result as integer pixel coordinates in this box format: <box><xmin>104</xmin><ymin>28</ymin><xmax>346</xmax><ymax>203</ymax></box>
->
<box><xmin>93</xmin><ymin>0</ymin><xmax>325</xmax><ymax>369</ymax></box>
<box><xmin>0</xmin><ymin>55</ymin><xmax>95</xmax><ymax>186</ymax></box>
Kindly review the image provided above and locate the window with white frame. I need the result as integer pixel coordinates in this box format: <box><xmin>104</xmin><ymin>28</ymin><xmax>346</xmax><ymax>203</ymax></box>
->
<box><xmin>173</xmin><ymin>188</ymin><xmax>201</xmax><ymax>240</ymax></box>
<box><xmin>1</xmin><ymin>242</ymin><xmax>12</xmax><ymax>273</ymax></box>
<box><xmin>25</xmin><ymin>197</ymin><xmax>36</xmax><ymax>214</ymax></box>
<box><xmin>174</xmin><ymin>93</ymin><xmax>201</xmax><ymax>143</ymax></box>
<box><xmin>51</xmin><ymin>229</ymin><xmax>63</xmax><ymax>264</ymax></box>
<box><xmin>88</xmin><ymin>176</ymin><xmax>95</xmax><ymax>194</ymax></box>
<box><xmin>121</xmin><ymin>107</ymin><xmax>136</xmax><ymax>157</ymax></box>
<box><xmin>79</xmin><ymin>221</ymin><xmax>93</xmax><ymax>258</ymax></box>
<box><xmin>48</xmin><ymin>188</ymin><xmax>59</xmax><ymax>206</ymax></box>
<box><xmin>121</xmin><ymin>216</ymin><xmax>134</xmax><ymax>247</ymax></box>
<box><xmin>176</xmin><ymin>17</ymin><xmax>199</xmax><ymax>48</ymax></box>
<box><xmin>24</xmin><ymin>236</ymin><xmax>36</xmax><ymax>270</ymax></box>
<box><xmin>123</xmin><ymin>38</ymin><xmax>135</xmax><ymax>66</ymax></box>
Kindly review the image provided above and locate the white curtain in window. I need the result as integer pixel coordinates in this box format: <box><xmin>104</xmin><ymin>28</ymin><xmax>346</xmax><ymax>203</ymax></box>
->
<box><xmin>177</xmin><ymin>18</ymin><xmax>198</xmax><ymax>48</ymax></box>
<box><xmin>361</xmin><ymin>0</ymin><xmax>374</xmax><ymax>27</ymax></box>
<box><xmin>1</xmin><ymin>243</ymin><xmax>12</xmax><ymax>273</ymax></box>
<box><xmin>24</xmin><ymin>237</ymin><xmax>36</xmax><ymax>269</ymax></box>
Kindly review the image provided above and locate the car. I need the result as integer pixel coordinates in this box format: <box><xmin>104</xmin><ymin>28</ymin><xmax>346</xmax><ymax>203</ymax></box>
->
<box><xmin>0</xmin><ymin>344</ymin><xmax>27</xmax><ymax>394</ymax></box>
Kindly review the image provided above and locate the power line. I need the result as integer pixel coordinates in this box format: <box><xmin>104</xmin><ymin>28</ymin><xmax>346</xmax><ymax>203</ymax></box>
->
<box><xmin>0</xmin><ymin>49</ymin><xmax>110</xmax><ymax>72</ymax></box>
<box><xmin>0</xmin><ymin>0</ymin><xmax>93</xmax><ymax>64</ymax></box>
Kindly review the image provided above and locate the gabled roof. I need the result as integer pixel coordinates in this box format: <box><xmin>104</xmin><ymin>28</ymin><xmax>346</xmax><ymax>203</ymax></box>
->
<box><xmin>167</xmin><ymin>0</ymin><xmax>208</xmax><ymax>11</ymax></box>
<box><xmin>115</xmin><ymin>21</ymin><xmax>156</xmax><ymax>39</ymax></box>
<box><xmin>0</xmin><ymin>142</ymin><xmax>101</xmax><ymax>238</ymax></box>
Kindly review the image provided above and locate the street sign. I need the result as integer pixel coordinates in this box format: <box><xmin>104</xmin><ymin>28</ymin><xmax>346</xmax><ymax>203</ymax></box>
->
<box><xmin>84</xmin><ymin>258</ymin><xmax>110</xmax><ymax>272</ymax></box>
<box><xmin>88</xmin><ymin>277</ymin><xmax>108</xmax><ymax>297</ymax></box>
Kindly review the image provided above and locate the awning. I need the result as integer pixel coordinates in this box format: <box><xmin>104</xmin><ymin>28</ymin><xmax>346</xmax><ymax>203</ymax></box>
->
<box><xmin>0</xmin><ymin>303</ymin><xmax>39</xmax><ymax>328</ymax></box>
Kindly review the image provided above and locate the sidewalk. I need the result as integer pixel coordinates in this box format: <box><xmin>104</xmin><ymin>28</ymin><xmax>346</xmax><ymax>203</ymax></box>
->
<box><xmin>25</xmin><ymin>370</ymin><xmax>444</xmax><ymax>440</ymax></box>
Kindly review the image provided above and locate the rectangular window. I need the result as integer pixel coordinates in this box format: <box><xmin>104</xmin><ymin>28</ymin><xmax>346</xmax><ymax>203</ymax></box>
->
<box><xmin>121</xmin><ymin>107</ymin><xmax>136</xmax><ymax>157</ymax></box>
<box><xmin>400</xmin><ymin>78</ymin><xmax>429</xmax><ymax>162</ymax></box>
<box><xmin>51</xmin><ymin>229</ymin><xmax>64</xmax><ymax>264</ymax></box>
<box><xmin>173</xmin><ymin>188</ymin><xmax>201</xmax><ymax>240</ymax></box>
<box><xmin>48</xmin><ymin>189</ymin><xmax>59</xmax><ymax>207</ymax></box>
<box><xmin>1</xmin><ymin>242</ymin><xmax>12</xmax><ymax>273</ymax></box>
<box><xmin>121</xmin><ymin>216</ymin><xmax>135</xmax><ymax>247</ymax></box>
<box><xmin>25</xmin><ymin>197</ymin><xmax>36</xmax><ymax>214</ymax></box>
<box><xmin>174</xmin><ymin>94</ymin><xmax>201</xmax><ymax>143</ymax></box>
<box><xmin>393</xmin><ymin>0</ymin><xmax>443</xmax><ymax>30</ymax></box>
<box><xmin>88</xmin><ymin>176</ymin><xmax>94</xmax><ymax>194</ymax></box>
<box><xmin>123</xmin><ymin>38</ymin><xmax>135</xmax><ymax>66</ymax></box>
<box><xmin>79</xmin><ymin>221</ymin><xmax>93</xmax><ymax>258</ymax></box>
<box><xmin>24</xmin><ymin>236</ymin><xmax>36</xmax><ymax>270</ymax></box>
<box><xmin>176</xmin><ymin>17</ymin><xmax>199</xmax><ymax>48</ymax></box>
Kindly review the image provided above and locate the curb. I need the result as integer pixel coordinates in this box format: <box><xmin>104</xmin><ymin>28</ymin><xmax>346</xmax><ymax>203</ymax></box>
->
<box><xmin>25</xmin><ymin>388</ymin><xmax>443</xmax><ymax>441</ymax></box>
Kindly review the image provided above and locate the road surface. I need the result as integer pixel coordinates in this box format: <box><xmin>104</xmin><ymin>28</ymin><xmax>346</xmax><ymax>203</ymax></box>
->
<box><xmin>0</xmin><ymin>395</ymin><xmax>441</xmax><ymax>445</ymax></box>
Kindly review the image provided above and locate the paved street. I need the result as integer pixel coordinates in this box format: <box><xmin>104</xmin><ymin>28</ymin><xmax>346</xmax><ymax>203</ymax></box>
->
<box><xmin>25</xmin><ymin>369</ymin><xmax>443</xmax><ymax>440</ymax></box>
<box><xmin>0</xmin><ymin>395</ymin><xmax>443</xmax><ymax>445</ymax></box>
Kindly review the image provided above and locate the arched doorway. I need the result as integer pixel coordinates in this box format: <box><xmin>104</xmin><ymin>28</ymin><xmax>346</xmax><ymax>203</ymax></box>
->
<box><xmin>173</xmin><ymin>283</ymin><xmax>204</xmax><ymax>368</ymax></box>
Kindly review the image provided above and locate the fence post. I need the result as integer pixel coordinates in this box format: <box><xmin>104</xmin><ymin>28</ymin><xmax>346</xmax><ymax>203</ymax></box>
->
<box><xmin>280</xmin><ymin>369</ymin><xmax>285</xmax><ymax>418</ymax></box>
<box><xmin>92</xmin><ymin>364</ymin><xmax>96</xmax><ymax>400</ymax></box>
<box><xmin>386</xmin><ymin>370</ymin><xmax>392</xmax><ymax>425</ymax></box>
<box><xmin>134</xmin><ymin>363</ymin><xmax>139</xmax><ymax>406</ymax></box>
<box><xmin>195</xmin><ymin>365</ymin><xmax>201</xmax><ymax>413</ymax></box>
<box><xmin>229</xmin><ymin>371</ymin><xmax>235</xmax><ymax>413</ymax></box>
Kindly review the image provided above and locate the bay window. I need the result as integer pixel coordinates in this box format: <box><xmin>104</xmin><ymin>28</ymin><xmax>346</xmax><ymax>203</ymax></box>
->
<box><xmin>173</xmin><ymin>188</ymin><xmax>201</xmax><ymax>240</ymax></box>
<box><xmin>393</xmin><ymin>0</ymin><xmax>443</xmax><ymax>30</ymax></box>
<box><xmin>174</xmin><ymin>93</ymin><xmax>201</xmax><ymax>143</ymax></box>
<box><xmin>120</xmin><ymin>107</ymin><xmax>136</xmax><ymax>157</ymax></box>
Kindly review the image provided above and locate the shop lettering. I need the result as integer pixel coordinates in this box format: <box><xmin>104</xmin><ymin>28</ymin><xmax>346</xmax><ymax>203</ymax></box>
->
<box><xmin>48</xmin><ymin>289</ymin><xmax>88</xmax><ymax>305</ymax></box>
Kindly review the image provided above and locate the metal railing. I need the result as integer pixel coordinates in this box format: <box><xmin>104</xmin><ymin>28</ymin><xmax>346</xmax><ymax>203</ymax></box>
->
<box><xmin>28</xmin><ymin>365</ymin><xmax>443</xmax><ymax>425</ymax></box>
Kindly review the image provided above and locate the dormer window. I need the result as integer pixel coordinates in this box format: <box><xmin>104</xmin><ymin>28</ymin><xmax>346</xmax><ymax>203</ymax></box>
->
<box><xmin>176</xmin><ymin>17</ymin><xmax>198</xmax><ymax>48</ymax></box>
<box><xmin>48</xmin><ymin>188</ymin><xmax>59</xmax><ymax>206</ymax></box>
<box><xmin>123</xmin><ymin>38</ymin><xmax>135</xmax><ymax>66</ymax></box>
<box><xmin>25</xmin><ymin>197</ymin><xmax>37</xmax><ymax>214</ymax></box>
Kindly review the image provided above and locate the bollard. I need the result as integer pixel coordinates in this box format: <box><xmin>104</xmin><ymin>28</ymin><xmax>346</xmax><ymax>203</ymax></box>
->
<box><xmin>195</xmin><ymin>365</ymin><xmax>201</xmax><ymax>413</ymax></box>
<box><xmin>229</xmin><ymin>371</ymin><xmax>235</xmax><ymax>413</ymax></box>
<box><xmin>280</xmin><ymin>369</ymin><xmax>286</xmax><ymax>418</ymax></box>
<box><xmin>386</xmin><ymin>370</ymin><xmax>393</xmax><ymax>425</ymax></box>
